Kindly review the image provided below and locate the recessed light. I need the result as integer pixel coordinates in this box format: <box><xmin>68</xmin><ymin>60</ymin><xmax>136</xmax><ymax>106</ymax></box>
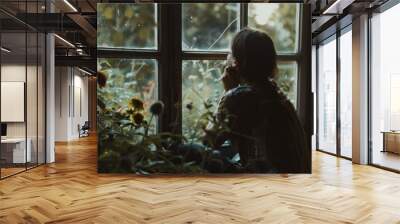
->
<box><xmin>54</xmin><ymin>34</ymin><xmax>75</xmax><ymax>48</ymax></box>
<box><xmin>1</xmin><ymin>47</ymin><xmax>11</xmax><ymax>53</ymax></box>
<box><xmin>78</xmin><ymin>68</ymin><xmax>92</xmax><ymax>76</ymax></box>
<box><xmin>322</xmin><ymin>0</ymin><xmax>354</xmax><ymax>15</ymax></box>
<box><xmin>63</xmin><ymin>0</ymin><xmax>78</xmax><ymax>12</ymax></box>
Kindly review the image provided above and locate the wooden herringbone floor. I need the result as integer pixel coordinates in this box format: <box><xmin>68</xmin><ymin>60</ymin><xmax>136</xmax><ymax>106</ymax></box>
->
<box><xmin>1</xmin><ymin>136</ymin><xmax>400</xmax><ymax>224</ymax></box>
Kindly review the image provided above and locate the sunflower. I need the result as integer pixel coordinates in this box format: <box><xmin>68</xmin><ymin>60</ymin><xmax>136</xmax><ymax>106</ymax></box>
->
<box><xmin>128</xmin><ymin>97</ymin><xmax>144</xmax><ymax>111</ymax></box>
<box><xmin>132</xmin><ymin>113</ymin><xmax>144</xmax><ymax>125</ymax></box>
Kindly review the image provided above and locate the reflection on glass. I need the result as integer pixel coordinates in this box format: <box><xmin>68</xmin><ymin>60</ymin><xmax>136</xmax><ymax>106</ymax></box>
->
<box><xmin>371</xmin><ymin>4</ymin><xmax>400</xmax><ymax>171</ymax></box>
<box><xmin>182</xmin><ymin>3</ymin><xmax>239</xmax><ymax>51</ymax></box>
<box><xmin>276</xmin><ymin>62</ymin><xmax>298</xmax><ymax>107</ymax></box>
<box><xmin>97</xmin><ymin>4</ymin><xmax>157</xmax><ymax>49</ymax></box>
<box><xmin>339</xmin><ymin>30</ymin><xmax>352</xmax><ymax>158</ymax></box>
<box><xmin>318</xmin><ymin>38</ymin><xmax>337</xmax><ymax>154</ymax></box>
<box><xmin>248</xmin><ymin>3</ymin><xmax>299</xmax><ymax>53</ymax></box>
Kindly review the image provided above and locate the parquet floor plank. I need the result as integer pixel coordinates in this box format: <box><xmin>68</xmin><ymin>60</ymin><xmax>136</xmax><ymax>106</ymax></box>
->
<box><xmin>1</xmin><ymin>135</ymin><xmax>400</xmax><ymax>223</ymax></box>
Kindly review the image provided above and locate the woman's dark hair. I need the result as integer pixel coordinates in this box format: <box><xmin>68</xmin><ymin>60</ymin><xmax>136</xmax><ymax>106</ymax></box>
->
<box><xmin>231</xmin><ymin>28</ymin><xmax>277</xmax><ymax>83</ymax></box>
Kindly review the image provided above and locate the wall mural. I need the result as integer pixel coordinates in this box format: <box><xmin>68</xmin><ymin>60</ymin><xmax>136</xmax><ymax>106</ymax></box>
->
<box><xmin>97</xmin><ymin>3</ymin><xmax>311</xmax><ymax>174</ymax></box>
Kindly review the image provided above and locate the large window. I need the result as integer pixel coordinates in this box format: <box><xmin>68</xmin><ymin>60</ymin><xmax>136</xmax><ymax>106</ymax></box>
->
<box><xmin>98</xmin><ymin>3</ymin><xmax>303</xmax><ymax>139</ymax></box>
<box><xmin>317</xmin><ymin>37</ymin><xmax>337</xmax><ymax>154</ymax></box>
<box><xmin>339</xmin><ymin>29</ymin><xmax>352</xmax><ymax>158</ymax></box>
<box><xmin>370</xmin><ymin>3</ymin><xmax>400</xmax><ymax>171</ymax></box>
<box><xmin>316</xmin><ymin>27</ymin><xmax>353</xmax><ymax>158</ymax></box>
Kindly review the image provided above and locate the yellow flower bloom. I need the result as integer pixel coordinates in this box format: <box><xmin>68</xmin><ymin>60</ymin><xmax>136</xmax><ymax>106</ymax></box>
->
<box><xmin>128</xmin><ymin>97</ymin><xmax>144</xmax><ymax>111</ymax></box>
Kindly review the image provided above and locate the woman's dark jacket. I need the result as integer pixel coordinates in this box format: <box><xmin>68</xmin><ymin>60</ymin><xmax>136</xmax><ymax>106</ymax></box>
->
<box><xmin>216</xmin><ymin>81</ymin><xmax>309</xmax><ymax>173</ymax></box>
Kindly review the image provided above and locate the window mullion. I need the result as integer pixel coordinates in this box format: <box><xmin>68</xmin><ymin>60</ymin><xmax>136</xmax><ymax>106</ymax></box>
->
<box><xmin>240</xmin><ymin>3</ymin><xmax>248</xmax><ymax>29</ymax></box>
<box><xmin>159</xmin><ymin>4</ymin><xmax>182</xmax><ymax>133</ymax></box>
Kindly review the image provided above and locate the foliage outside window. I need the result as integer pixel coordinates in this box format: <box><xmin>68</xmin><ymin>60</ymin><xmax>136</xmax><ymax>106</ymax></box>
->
<box><xmin>97</xmin><ymin>4</ymin><xmax>157</xmax><ymax>49</ymax></box>
<box><xmin>248</xmin><ymin>3</ymin><xmax>299</xmax><ymax>53</ymax></box>
<box><xmin>182</xmin><ymin>3</ymin><xmax>240</xmax><ymax>51</ymax></box>
<box><xmin>97</xmin><ymin>58</ymin><xmax>157</xmax><ymax>111</ymax></box>
<box><xmin>97</xmin><ymin>3</ymin><xmax>302</xmax><ymax>173</ymax></box>
<box><xmin>182</xmin><ymin>60</ymin><xmax>225</xmax><ymax>142</ymax></box>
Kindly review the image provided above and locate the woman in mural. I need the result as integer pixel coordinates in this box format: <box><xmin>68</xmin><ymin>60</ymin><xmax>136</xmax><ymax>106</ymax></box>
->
<box><xmin>214</xmin><ymin>28</ymin><xmax>309</xmax><ymax>173</ymax></box>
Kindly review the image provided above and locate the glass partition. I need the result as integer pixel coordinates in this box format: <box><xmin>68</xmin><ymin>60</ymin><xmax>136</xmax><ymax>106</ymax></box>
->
<box><xmin>0</xmin><ymin>1</ymin><xmax>46</xmax><ymax>179</ymax></box>
<box><xmin>1</xmin><ymin>31</ymin><xmax>28</xmax><ymax>177</ymax></box>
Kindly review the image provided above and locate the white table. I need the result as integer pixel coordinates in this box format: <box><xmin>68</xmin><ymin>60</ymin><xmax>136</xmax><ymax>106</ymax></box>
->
<box><xmin>1</xmin><ymin>138</ymin><xmax>31</xmax><ymax>163</ymax></box>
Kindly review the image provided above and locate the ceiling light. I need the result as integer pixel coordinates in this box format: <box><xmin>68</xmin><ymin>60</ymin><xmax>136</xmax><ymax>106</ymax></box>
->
<box><xmin>78</xmin><ymin>68</ymin><xmax>92</xmax><ymax>76</ymax></box>
<box><xmin>63</xmin><ymin>0</ymin><xmax>78</xmax><ymax>12</ymax></box>
<box><xmin>54</xmin><ymin>34</ymin><xmax>75</xmax><ymax>48</ymax></box>
<box><xmin>1</xmin><ymin>47</ymin><xmax>11</xmax><ymax>53</ymax></box>
<box><xmin>322</xmin><ymin>0</ymin><xmax>354</xmax><ymax>15</ymax></box>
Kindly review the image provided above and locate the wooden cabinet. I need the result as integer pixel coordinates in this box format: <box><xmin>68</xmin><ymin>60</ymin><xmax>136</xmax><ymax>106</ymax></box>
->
<box><xmin>382</xmin><ymin>132</ymin><xmax>400</xmax><ymax>154</ymax></box>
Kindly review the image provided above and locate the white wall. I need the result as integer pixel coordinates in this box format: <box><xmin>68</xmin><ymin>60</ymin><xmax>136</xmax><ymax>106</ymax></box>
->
<box><xmin>55</xmin><ymin>67</ymin><xmax>89</xmax><ymax>141</ymax></box>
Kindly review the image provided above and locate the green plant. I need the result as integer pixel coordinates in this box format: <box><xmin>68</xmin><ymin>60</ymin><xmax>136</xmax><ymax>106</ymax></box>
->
<box><xmin>98</xmin><ymin>95</ymin><xmax>205</xmax><ymax>174</ymax></box>
<box><xmin>97</xmin><ymin>69</ymin><xmax>242</xmax><ymax>174</ymax></box>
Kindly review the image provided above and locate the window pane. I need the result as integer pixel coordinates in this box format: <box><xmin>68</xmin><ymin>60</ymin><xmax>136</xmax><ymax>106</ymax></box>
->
<box><xmin>97</xmin><ymin>58</ymin><xmax>157</xmax><ymax>115</ymax></box>
<box><xmin>317</xmin><ymin>38</ymin><xmax>337</xmax><ymax>154</ymax></box>
<box><xmin>182</xmin><ymin>3</ymin><xmax>239</xmax><ymax>51</ymax></box>
<box><xmin>182</xmin><ymin>60</ymin><xmax>225</xmax><ymax>141</ymax></box>
<box><xmin>248</xmin><ymin>3</ymin><xmax>299</xmax><ymax>54</ymax></box>
<box><xmin>276</xmin><ymin>62</ymin><xmax>298</xmax><ymax>107</ymax></box>
<box><xmin>339</xmin><ymin>30</ymin><xmax>352</xmax><ymax>158</ymax></box>
<box><xmin>97</xmin><ymin>4</ymin><xmax>157</xmax><ymax>49</ymax></box>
